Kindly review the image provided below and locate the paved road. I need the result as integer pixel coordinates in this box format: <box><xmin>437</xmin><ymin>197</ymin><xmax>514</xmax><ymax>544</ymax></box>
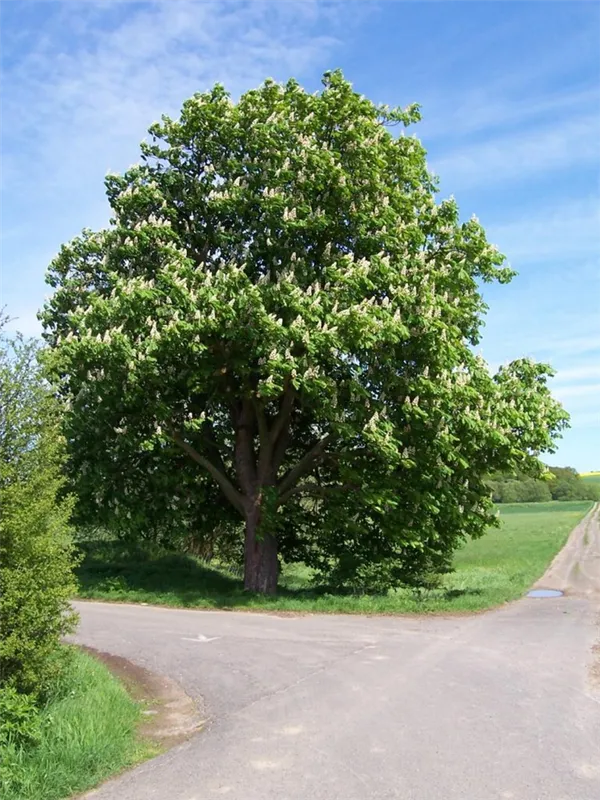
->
<box><xmin>76</xmin><ymin>511</ymin><xmax>600</xmax><ymax>800</ymax></box>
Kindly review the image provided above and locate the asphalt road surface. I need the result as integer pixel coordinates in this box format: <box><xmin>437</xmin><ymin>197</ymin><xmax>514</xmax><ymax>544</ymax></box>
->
<box><xmin>76</xmin><ymin>509</ymin><xmax>600</xmax><ymax>800</ymax></box>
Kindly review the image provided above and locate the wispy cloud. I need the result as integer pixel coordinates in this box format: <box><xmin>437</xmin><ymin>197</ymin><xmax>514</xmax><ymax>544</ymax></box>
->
<box><xmin>2</xmin><ymin>0</ymin><xmax>358</xmax><ymax>333</ymax></box>
<box><xmin>566</xmin><ymin>411</ymin><xmax>599</xmax><ymax>429</ymax></box>
<box><xmin>421</xmin><ymin>85</ymin><xmax>600</xmax><ymax>144</ymax></box>
<box><xmin>537</xmin><ymin>334</ymin><xmax>600</xmax><ymax>360</ymax></box>
<box><xmin>552</xmin><ymin>382</ymin><xmax>600</xmax><ymax>400</ymax></box>
<box><xmin>553</xmin><ymin>365</ymin><xmax>600</xmax><ymax>383</ymax></box>
<box><xmin>430</xmin><ymin>113</ymin><xmax>600</xmax><ymax>190</ymax></box>
<box><xmin>487</xmin><ymin>198</ymin><xmax>600</xmax><ymax>264</ymax></box>
<box><xmin>3</xmin><ymin>0</ymin><xmax>345</xmax><ymax>212</ymax></box>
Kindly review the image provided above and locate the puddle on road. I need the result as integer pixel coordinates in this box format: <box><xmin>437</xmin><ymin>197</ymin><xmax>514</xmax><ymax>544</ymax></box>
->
<box><xmin>527</xmin><ymin>588</ymin><xmax>564</xmax><ymax>598</ymax></box>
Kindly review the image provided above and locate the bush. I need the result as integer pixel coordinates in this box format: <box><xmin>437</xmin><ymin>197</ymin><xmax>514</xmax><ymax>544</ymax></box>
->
<box><xmin>0</xmin><ymin>326</ymin><xmax>79</xmax><ymax>698</ymax></box>
<box><xmin>0</xmin><ymin>688</ymin><xmax>41</xmax><ymax>749</ymax></box>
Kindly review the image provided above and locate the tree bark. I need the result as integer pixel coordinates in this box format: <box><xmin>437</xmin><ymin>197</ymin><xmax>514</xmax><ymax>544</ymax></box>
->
<box><xmin>243</xmin><ymin>503</ymin><xmax>278</xmax><ymax>594</ymax></box>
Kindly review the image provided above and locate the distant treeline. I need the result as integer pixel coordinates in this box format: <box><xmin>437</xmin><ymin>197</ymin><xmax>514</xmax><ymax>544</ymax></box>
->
<box><xmin>487</xmin><ymin>467</ymin><xmax>600</xmax><ymax>504</ymax></box>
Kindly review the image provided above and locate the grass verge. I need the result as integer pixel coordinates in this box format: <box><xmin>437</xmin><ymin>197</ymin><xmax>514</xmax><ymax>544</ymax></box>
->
<box><xmin>75</xmin><ymin>500</ymin><xmax>594</xmax><ymax>615</ymax></box>
<box><xmin>0</xmin><ymin>648</ymin><xmax>155</xmax><ymax>800</ymax></box>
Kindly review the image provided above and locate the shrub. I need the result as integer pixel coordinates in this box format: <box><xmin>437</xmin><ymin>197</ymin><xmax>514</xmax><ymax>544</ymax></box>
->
<box><xmin>0</xmin><ymin>688</ymin><xmax>41</xmax><ymax>749</ymax></box>
<box><xmin>0</xmin><ymin>326</ymin><xmax>79</xmax><ymax>698</ymax></box>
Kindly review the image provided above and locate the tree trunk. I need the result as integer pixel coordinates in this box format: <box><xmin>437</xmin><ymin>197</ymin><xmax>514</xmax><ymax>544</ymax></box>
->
<box><xmin>243</xmin><ymin>505</ymin><xmax>278</xmax><ymax>594</ymax></box>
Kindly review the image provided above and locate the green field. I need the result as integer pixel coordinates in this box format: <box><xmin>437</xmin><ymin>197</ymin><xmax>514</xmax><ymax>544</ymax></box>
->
<box><xmin>0</xmin><ymin>649</ymin><xmax>153</xmax><ymax>800</ymax></box>
<box><xmin>75</xmin><ymin>500</ymin><xmax>593</xmax><ymax>614</ymax></box>
<box><xmin>581</xmin><ymin>472</ymin><xmax>600</xmax><ymax>487</ymax></box>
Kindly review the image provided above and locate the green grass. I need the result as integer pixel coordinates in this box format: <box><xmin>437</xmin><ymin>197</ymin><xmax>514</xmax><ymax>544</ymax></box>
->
<box><xmin>75</xmin><ymin>500</ymin><xmax>594</xmax><ymax>615</ymax></box>
<box><xmin>581</xmin><ymin>472</ymin><xmax>600</xmax><ymax>487</ymax></box>
<box><xmin>0</xmin><ymin>649</ymin><xmax>153</xmax><ymax>800</ymax></box>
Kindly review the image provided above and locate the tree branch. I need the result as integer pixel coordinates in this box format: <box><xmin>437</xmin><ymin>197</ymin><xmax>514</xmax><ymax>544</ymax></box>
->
<box><xmin>271</xmin><ymin>379</ymin><xmax>296</xmax><ymax>476</ymax></box>
<box><xmin>188</xmin><ymin>241</ymin><xmax>210</xmax><ymax>268</ymax></box>
<box><xmin>233</xmin><ymin>399</ymin><xmax>257</xmax><ymax>496</ymax></box>
<box><xmin>253</xmin><ymin>380</ymin><xmax>296</xmax><ymax>483</ymax></box>
<box><xmin>253</xmin><ymin>398</ymin><xmax>274</xmax><ymax>485</ymax></box>
<box><xmin>202</xmin><ymin>419</ymin><xmax>232</xmax><ymax>474</ymax></box>
<box><xmin>171</xmin><ymin>431</ymin><xmax>245</xmax><ymax>515</ymax></box>
<box><xmin>272</xmin><ymin>424</ymin><xmax>291</xmax><ymax>476</ymax></box>
<box><xmin>270</xmin><ymin>378</ymin><xmax>295</xmax><ymax>445</ymax></box>
<box><xmin>278</xmin><ymin>480</ymin><xmax>355</xmax><ymax>505</ymax></box>
<box><xmin>276</xmin><ymin>433</ymin><xmax>332</xmax><ymax>499</ymax></box>
<box><xmin>252</xmin><ymin>397</ymin><xmax>270</xmax><ymax>445</ymax></box>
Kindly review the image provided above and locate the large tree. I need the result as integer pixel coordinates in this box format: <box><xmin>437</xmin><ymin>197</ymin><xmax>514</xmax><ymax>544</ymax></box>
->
<box><xmin>42</xmin><ymin>71</ymin><xmax>567</xmax><ymax>594</ymax></box>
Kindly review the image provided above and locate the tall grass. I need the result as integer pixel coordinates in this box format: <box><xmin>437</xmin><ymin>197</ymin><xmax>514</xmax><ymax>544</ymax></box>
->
<box><xmin>1</xmin><ymin>648</ymin><xmax>151</xmax><ymax>800</ymax></box>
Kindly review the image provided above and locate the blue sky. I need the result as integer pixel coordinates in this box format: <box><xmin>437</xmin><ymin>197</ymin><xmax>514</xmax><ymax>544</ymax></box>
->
<box><xmin>2</xmin><ymin>0</ymin><xmax>599</xmax><ymax>470</ymax></box>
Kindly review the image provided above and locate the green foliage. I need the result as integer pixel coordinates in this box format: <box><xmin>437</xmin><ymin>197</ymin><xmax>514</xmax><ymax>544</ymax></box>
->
<box><xmin>488</xmin><ymin>466</ymin><xmax>599</xmax><ymax>503</ymax></box>
<box><xmin>548</xmin><ymin>466</ymin><xmax>599</xmax><ymax>501</ymax></box>
<box><xmin>41</xmin><ymin>71</ymin><xmax>568</xmax><ymax>593</ymax></box>
<box><xmin>0</xmin><ymin>688</ymin><xmax>41</xmax><ymax>749</ymax></box>
<box><xmin>0</xmin><ymin>325</ymin><xmax>79</xmax><ymax>697</ymax></box>
<box><xmin>0</xmin><ymin>648</ymin><xmax>148</xmax><ymax>800</ymax></box>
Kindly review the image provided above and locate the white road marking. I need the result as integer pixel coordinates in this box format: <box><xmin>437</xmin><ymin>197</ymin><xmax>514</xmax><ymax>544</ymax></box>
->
<box><xmin>181</xmin><ymin>634</ymin><xmax>221</xmax><ymax>643</ymax></box>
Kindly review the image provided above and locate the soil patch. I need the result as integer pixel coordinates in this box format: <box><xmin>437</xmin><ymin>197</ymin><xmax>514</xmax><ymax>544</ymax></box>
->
<box><xmin>80</xmin><ymin>645</ymin><xmax>205</xmax><ymax>747</ymax></box>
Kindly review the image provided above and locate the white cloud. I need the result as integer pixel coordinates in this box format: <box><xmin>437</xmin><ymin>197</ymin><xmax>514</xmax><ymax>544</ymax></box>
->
<box><xmin>567</xmin><ymin>411</ymin><xmax>600</xmax><ymax>429</ymax></box>
<box><xmin>530</xmin><ymin>334</ymin><xmax>600</xmax><ymax>360</ymax></box>
<box><xmin>2</xmin><ymin>0</ymin><xmax>357</xmax><ymax>326</ymax></box>
<box><xmin>430</xmin><ymin>113</ymin><xmax>600</xmax><ymax>190</ymax></box>
<box><xmin>553</xmin><ymin>365</ymin><xmax>600</xmax><ymax>383</ymax></box>
<box><xmin>421</xmin><ymin>85</ymin><xmax>600</xmax><ymax>143</ymax></box>
<box><xmin>552</xmin><ymin>382</ymin><xmax>600</xmax><ymax>400</ymax></box>
<box><xmin>3</xmin><ymin>0</ymin><xmax>345</xmax><ymax>211</ymax></box>
<box><xmin>487</xmin><ymin>198</ymin><xmax>600</xmax><ymax>264</ymax></box>
<box><xmin>550</xmin><ymin>366</ymin><xmax>599</xmax><ymax>434</ymax></box>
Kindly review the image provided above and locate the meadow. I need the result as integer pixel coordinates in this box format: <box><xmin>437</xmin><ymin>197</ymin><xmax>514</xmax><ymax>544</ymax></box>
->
<box><xmin>581</xmin><ymin>472</ymin><xmax>600</xmax><ymax>487</ymax></box>
<box><xmin>75</xmin><ymin>500</ymin><xmax>593</xmax><ymax>615</ymax></box>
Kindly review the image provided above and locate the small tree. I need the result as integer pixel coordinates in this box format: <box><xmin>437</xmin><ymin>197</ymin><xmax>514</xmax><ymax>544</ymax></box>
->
<box><xmin>0</xmin><ymin>322</ymin><xmax>78</xmax><ymax>696</ymax></box>
<box><xmin>41</xmin><ymin>71</ymin><xmax>568</xmax><ymax>594</ymax></box>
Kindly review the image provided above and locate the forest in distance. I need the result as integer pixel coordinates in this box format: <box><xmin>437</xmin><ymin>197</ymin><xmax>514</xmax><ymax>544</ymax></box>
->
<box><xmin>487</xmin><ymin>467</ymin><xmax>599</xmax><ymax>504</ymax></box>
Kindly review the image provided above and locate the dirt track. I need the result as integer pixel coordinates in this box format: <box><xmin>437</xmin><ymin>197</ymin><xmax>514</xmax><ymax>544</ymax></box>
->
<box><xmin>535</xmin><ymin>503</ymin><xmax>600</xmax><ymax>596</ymax></box>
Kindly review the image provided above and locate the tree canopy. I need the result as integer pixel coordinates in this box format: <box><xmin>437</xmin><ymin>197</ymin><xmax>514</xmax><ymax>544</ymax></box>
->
<box><xmin>41</xmin><ymin>71</ymin><xmax>568</xmax><ymax>594</ymax></box>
